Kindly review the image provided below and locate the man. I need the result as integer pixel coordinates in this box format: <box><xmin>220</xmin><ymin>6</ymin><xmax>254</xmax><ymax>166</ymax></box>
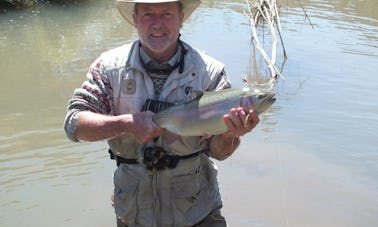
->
<box><xmin>64</xmin><ymin>0</ymin><xmax>259</xmax><ymax>226</ymax></box>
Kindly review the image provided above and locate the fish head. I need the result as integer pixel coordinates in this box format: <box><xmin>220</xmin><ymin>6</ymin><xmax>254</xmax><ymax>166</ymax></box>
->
<box><xmin>241</xmin><ymin>90</ymin><xmax>276</xmax><ymax>114</ymax></box>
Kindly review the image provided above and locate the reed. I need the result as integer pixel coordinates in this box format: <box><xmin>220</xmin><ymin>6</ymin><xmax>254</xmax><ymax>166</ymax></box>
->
<box><xmin>243</xmin><ymin>0</ymin><xmax>287</xmax><ymax>90</ymax></box>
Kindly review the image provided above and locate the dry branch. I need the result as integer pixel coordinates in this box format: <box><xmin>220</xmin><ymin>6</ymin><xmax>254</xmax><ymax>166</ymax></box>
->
<box><xmin>243</xmin><ymin>0</ymin><xmax>287</xmax><ymax>90</ymax></box>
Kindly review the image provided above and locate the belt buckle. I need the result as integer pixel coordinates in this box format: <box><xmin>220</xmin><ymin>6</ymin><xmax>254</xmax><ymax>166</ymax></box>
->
<box><xmin>143</xmin><ymin>146</ymin><xmax>179</xmax><ymax>173</ymax></box>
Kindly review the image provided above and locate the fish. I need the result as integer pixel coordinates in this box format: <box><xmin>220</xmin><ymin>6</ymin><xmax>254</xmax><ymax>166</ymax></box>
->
<box><xmin>152</xmin><ymin>88</ymin><xmax>276</xmax><ymax>136</ymax></box>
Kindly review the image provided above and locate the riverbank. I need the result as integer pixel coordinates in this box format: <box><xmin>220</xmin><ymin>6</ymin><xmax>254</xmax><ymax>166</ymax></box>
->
<box><xmin>0</xmin><ymin>0</ymin><xmax>32</xmax><ymax>9</ymax></box>
<box><xmin>0</xmin><ymin>0</ymin><xmax>87</xmax><ymax>10</ymax></box>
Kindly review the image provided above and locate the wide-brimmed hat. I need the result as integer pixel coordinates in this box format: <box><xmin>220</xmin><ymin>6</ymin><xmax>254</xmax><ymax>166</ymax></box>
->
<box><xmin>116</xmin><ymin>0</ymin><xmax>201</xmax><ymax>26</ymax></box>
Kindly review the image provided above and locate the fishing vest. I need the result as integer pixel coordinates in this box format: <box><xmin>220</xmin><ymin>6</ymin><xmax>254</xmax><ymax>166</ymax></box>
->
<box><xmin>104</xmin><ymin>40</ymin><xmax>227</xmax><ymax>160</ymax></box>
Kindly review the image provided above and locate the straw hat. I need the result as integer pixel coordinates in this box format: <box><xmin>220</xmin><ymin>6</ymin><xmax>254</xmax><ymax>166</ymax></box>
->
<box><xmin>116</xmin><ymin>0</ymin><xmax>201</xmax><ymax>26</ymax></box>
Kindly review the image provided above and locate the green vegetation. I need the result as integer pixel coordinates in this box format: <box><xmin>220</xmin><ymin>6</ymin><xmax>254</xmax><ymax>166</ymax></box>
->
<box><xmin>0</xmin><ymin>0</ymin><xmax>33</xmax><ymax>9</ymax></box>
<box><xmin>0</xmin><ymin>0</ymin><xmax>81</xmax><ymax>9</ymax></box>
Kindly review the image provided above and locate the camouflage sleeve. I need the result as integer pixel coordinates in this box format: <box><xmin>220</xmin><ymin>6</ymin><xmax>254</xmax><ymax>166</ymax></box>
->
<box><xmin>213</xmin><ymin>69</ymin><xmax>232</xmax><ymax>91</ymax></box>
<box><xmin>63</xmin><ymin>58</ymin><xmax>113</xmax><ymax>142</ymax></box>
<box><xmin>206</xmin><ymin>68</ymin><xmax>232</xmax><ymax>92</ymax></box>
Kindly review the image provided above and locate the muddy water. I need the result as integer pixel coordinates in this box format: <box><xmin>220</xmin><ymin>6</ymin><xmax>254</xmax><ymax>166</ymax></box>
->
<box><xmin>0</xmin><ymin>0</ymin><xmax>377</xmax><ymax>226</ymax></box>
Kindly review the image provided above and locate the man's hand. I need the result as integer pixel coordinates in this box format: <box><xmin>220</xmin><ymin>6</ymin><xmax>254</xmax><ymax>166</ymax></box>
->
<box><xmin>208</xmin><ymin>108</ymin><xmax>259</xmax><ymax>160</ymax></box>
<box><xmin>223</xmin><ymin>107</ymin><xmax>259</xmax><ymax>137</ymax></box>
<box><xmin>129</xmin><ymin>111</ymin><xmax>166</xmax><ymax>144</ymax></box>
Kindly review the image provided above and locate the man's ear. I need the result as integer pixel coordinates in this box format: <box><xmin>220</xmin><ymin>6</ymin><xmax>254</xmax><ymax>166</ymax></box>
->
<box><xmin>179</xmin><ymin>11</ymin><xmax>184</xmax><ymax>27</ymax></box>
<box><xmin>132</xmin><ymin>12</ymin><xmax>137</xmax><ymax>27</ymax></box>
<box><xmin>180</xmin><ymin>10</ymin><xmax>185</xmax><ymax>24</ymax></box>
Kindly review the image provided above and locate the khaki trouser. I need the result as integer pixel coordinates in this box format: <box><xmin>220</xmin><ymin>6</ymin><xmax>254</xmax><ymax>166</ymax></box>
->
<box><xmin>116</xmin><ymin>207</ymin><xmax>227</xmax><ymax>227</ymax></box>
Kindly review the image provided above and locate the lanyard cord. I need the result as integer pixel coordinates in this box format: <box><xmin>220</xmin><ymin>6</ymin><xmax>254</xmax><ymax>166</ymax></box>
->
<box><xmin>139</xmin><ymin>39</ymin><xmax>186</xmax><ymax>75</ymax></box>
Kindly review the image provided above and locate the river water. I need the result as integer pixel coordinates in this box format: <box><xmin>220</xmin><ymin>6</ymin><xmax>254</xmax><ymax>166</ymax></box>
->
<box><xmin>0</xmin><ymin>0</ymin><xmax>377</xmax><ymax>226</ymax></box>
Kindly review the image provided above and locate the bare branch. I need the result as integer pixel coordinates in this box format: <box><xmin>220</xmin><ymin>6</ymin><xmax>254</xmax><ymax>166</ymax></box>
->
<box><xmin>243</xmin><ymin>0</ymin><xmax>287</xmax><ymax>89</ymax></box>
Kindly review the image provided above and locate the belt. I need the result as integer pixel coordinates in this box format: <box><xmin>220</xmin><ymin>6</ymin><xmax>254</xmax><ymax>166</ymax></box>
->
<box><xmin>108</xmin><ymin>148</ymin><xmax>205</xmax><ymax>169</ymax></box>
<box><xmin>108</xmin><ymin>149</ymin><xmax>138</xmax><ymax>166</ymax></box>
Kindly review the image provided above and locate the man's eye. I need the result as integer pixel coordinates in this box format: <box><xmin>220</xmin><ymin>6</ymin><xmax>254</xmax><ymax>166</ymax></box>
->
<box><xmin>164</xmin><ymin>12</ymin><xmax>173</xmax><ymax>17</ymax></box>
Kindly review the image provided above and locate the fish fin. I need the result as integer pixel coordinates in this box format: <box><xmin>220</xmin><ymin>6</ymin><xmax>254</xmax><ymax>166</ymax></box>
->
<box><xmin>200</xmin><ymin>134</ymin><xmax>212</xmax><ymax>143</ymax></box>
<box><xmin>244</xmin><ymin>113</ymin><xmax>252</xmax><ymax>127</ymax></box>
<box><xmin>184</xmin><ymin>90</ymin><xmax>203</xmax><ymax>104</ymax></box>
<box><xmin>192</xmin><ymin>90</ymin><xmax>203</xmax><ymax>99</ymax></box>
<box><xmin>163</xmin><ymin>131</ymin><xmax>179</xmax><ymax>144</ymax></box>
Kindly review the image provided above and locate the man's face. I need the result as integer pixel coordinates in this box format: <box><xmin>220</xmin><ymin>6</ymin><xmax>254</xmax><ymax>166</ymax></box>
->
<box><xmin>133</xmin><ymin>2</ymin><xmax>184</xmax><ymax>62</ymax></box>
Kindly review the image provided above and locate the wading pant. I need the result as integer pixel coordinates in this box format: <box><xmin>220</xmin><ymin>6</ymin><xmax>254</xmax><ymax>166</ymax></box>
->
<box><xmin>116</xmin><ymin>207</ymin><xmax>227</xmax><ymax>227</ymax></box>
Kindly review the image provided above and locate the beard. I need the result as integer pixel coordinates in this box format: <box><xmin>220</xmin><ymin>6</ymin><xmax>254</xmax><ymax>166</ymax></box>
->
<box><xmin>139</xmin><ymin>29</ymin><xmax>180</xmax><ymax>60</ymax></box>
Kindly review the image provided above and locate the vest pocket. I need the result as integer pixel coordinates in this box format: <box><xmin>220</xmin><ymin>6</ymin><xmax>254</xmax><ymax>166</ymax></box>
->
<box><xmin>172</xmin><ymin>169</ymin><xmax>209</xmax><ymax>225</ymax></box>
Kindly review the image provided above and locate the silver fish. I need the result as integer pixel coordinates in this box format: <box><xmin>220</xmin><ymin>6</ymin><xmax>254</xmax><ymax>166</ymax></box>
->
<box><xmin>152</xmin><ymin>88</ymin><xmax>276</xmax><ymax>136</ymax></box>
